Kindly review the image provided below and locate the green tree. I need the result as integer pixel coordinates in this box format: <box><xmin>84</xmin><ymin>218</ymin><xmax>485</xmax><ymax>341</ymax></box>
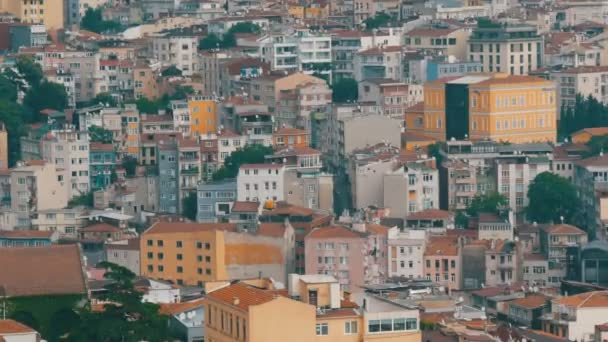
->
<box><xmin>585</xmin><ymin>134</ymin><xmax>608</xmax><ymax>156</ymax></box>
<box><xmin>199</xmin><ymin>33</ymin><xmax>223</xmax><ymax>50</ymax></box>
<box><xmin>121</xmin><ymin>156</ymin><xmax>138</xmax><ymax>177</ymax></box>
<box><xmin>213</xmin><ymin>144</ymin><xmax>273</xmax><ymax>180</ymax></box>
<box><xmin>87</xmin><ymin>92</ymin><xmax>117</xmax><ymax>107</ymax></box>
<box><xmin>161</xmin><ymin>65</ymin><xmax>182</xmax><ymax>77</ymax></box>
<box><xmin>526</xmin><ymin>171</ymin><xmax>579</xmax><ymax>224</ymax></box>
<box><xmin>466</xmin><ymin>191</ymin><xmax>508</xmax><ymax>217</ymax></box>
<box><xmin>363</xmin><ymin>12</ymin><xmax>391</xmax><ymax>30</ymax></box>
<box><xmin>182</xmin><ymin>192</ymin><xmax>198</xmax><ymax>221</ymax></box>
<box><xmin>228</xmin><ymin>22</ymin><xmax>261</xmax><ymax>34</ymax></box>
<box><xmin>427</xmin><ymin>142</ymin><xmax>444</xmax><ymax>166</ymax></box>
<box><xmin>67</xmin><ymin>262</ymin><xmax>172</xmax><ymax>341</ymax></box>
<box><xmin>68</xmin><ymin>191</ymin><xmax>94</xmax><ymax>207</ymax></box>
<box><xmin>88</xmin><ymin>125</ymin><xmax>113</xmax><ymax>144</ymax></box>
<box><xmin>134</xmin><ymin>97</ymin><xmax>161</xmax><ymax>114</ymax></box>
<box><xmin>80</xmin><ymin>7</ymin><xmax>122</xmax><ymax>34</ymax></box>
<box><xmin>0</xmin><ymin>75</ymin><xmax>18</xmax><ymax>102</ymax></box>
<box><xmin>0</xmin><ymin>101</ymin><xmax>28</xmax><ymax>166</ymax></box>
<box><xmin>332</xmin><ymin>78</ymin><xmax>358</xmax><ymax>103</ymax></box>
<box><xmin>15</xmin><ymin>55</ymin><xmax>43</xmax><ymax>87</ymax></box>
<box><xmin>24</xmin><ymin>81</ymin><xmax>68</xmax><ymax>122</ymax></box>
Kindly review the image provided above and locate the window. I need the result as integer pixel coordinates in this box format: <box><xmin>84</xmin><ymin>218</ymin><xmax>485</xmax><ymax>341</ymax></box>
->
<box><xmin>393</xmin><ymin>318</ymin><xmax>406</xmax><ymax>331</ymax></box>
<box><xmin>406</xmin><ymin>318</ymin><xmax>417</xmax><ymax>330</ymax></box>
<box><xmin>345</xmin><ymin>321</ymin><xmax>358</xmax><ymax>334</ymax></box>
<box><xmin>147</xmin><ymin>240</ymin><xmax>153</xmax><ymax>246</ymax></box>
<box><xmin>176</xmin><ymin>241</ymin><xmax>183</xmax><ymax>248</ymax></box>
<box><xmin>177</xmin><ymin>254</ymin><xmax>183</xmax><ymax>260</ymax></box>
<box><xmin>316</xmin><ymin>323</ymin><xmax>328</xmax><ymax>336</ymax></box>
<box><xmin>177</xmin><ymin>266</ymin><xmax>183</xmax><ymax>273</ymax></box>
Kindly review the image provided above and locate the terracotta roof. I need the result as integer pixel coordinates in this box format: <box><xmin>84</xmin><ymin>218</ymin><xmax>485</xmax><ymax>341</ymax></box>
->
<box><xmin>206</xmin><ymin>282</ymin><xmax>277</xmax><ymax>311</ymax></box>
<box><xmin>90</xmin><ymin>142</ymin><xmax>113</xmax><ymax>151</ymax></box>
<box><xmin>366</xmin><ymin>224</ymin><xmax>389</xmax><ymax>235</ymax></box>
<box><xmin>510</xmin><ymin>295</ymin><xmax>548</xmax><ymax>309</ymax></box>
<box><xmin>274</xmin><ymin>127</ymin><xmax>307</xmax><ymax>136</ymax></box>
<box><xmin>80</xmin><ymin>223</ymin><xmax>121</xmax><ymax>233</ymax></box>
<box><xmin>575</xmin><ymin>153</ymin><xmax>608</xmax><ymax>168</ymax></box>
<box><xmin>543</xmin><ymin>224</ymin><xmax>585</xmax><ymax>235</ymax></box>
<box><xmin>142</xmin><ymin>115</ymin><xmax>173</xmax><ymax>123</ymax></box>
<box><xmin>0</xmin><ymin>230</ymin><xmax>53</xmax><ymax>239</ymax></box>
<box><xmin>262</xmin><ymin>202</ymin><xmax>314</xmax><ymax>217</ymax></box>
<box><xmin>231</xmin><ymin>201</ymin><xmax>260</xmax><ymax>212</ymax></box>
<box><xmin>106</xmin><ymin>238</ymin><xmax>140</xmax><ymax>251</ymax></box>
<box><xmin>0</xmin><ymin>245</ymin><xmax>86</xmax><ymax>297</ymax></box>
<box><xmin>407</xmin><ymin>208</ymin><xmax>451</xmax><ymax>220</ymax></box>
<box><xmin>145</xmin><ymin>222</ymin><xmax>237</xmax><ymax>234</ymax></box>
<box><xmin>472</xmin><ymin>75</ymin><xmax>552</xmax><ymax>86</ymax></box>
<box><xmin>402</xmin><ymin>131</ymin><xmax>437</xmax><ymax>142</ymax></box>
<box><xmin>307</xmin><ymin>226</ymin><xmax>363</xmax><ymax>239</ymax></box>
<box><xmin>218</xmin><ymin>129</ymin><xmax>240</xmax><ymax>138</ymax></box>
<box><xmin>317</xmin><ymin>308</ymin><xmax>359</xmax><ymax>319</ymax></box>
<box><xmin>424</xmin><ymin>236</ymin><xmax>459</xmax><ymax>256</ymax></box>
<box><xmin>159</xmin><ymin>298</ymin><xmax>205</xmax><ymax>315</ymax></box>
<box><xmin>523</xmin><ymin>253</ymin><xmax>547</xmax><ymax>261</ymax></box>
<box><xmin>555</xmin><ymin>290</ymin><xmax>608</xmax><ymax>308</ymax></box>
<box><xmin>558</xmin><ymin>66</ymin><xmax>608</xmax><ymax>74</ymax></box>
<box><xmin>572</xmin><ymin>127</ymin><xmax>608</xmax><ymax>136</ymax></box>
<box><xmin>257</xmin><ymin>223</ymin><xmax>286</xmax><ymax>238</ymax></box>
<box><xmin>0</xmin><ymin>319</ymin><xmax>36</xmax><ymax>334</ymax></box>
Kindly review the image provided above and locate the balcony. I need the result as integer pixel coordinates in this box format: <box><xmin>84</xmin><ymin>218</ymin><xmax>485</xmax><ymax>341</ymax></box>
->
<box><xmin>180</xmin><ymin>167</ymin><xmax>199</xmax><ymax>175</ymax></box>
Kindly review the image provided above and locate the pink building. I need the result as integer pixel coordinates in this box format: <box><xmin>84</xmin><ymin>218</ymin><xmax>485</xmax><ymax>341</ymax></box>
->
<box><xmin>304</xmin><ymin>224</ymin><xmax>388</xmax><ymax>292</ymax></box>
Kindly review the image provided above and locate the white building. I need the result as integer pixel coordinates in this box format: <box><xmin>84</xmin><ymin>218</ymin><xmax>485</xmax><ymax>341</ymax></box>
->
<box><xmin>150</xmin><ymin>34</ymin><xmax>199</xmax><ymax>76</ymax></box>
<box><xmin>237</xmin><ymin>164</ymin><xmax>285</xmax><ymax>203</ymax></box>
<box><xmin>40</xmin><ymin>129</ymin><xmax>90</xmax><ymax>199</ymax></box>
<box><xmin>542</xmin><ymin>291</ymin><xmax>608</xmax><ymax>342</ymax></box>
<box><xmin>383</xmin><ymin>162</ymin><xmax>440</xmax><ymax>219</ymax></box>
<box><xmin>170</xmin><ymin>100</ymin><xmax>190</xmax><ymax>137</ymax></box>
<box><xmin>387</xmin><ymin>228</ymin><xmax>426</xmax><ymax>279</ymax></box>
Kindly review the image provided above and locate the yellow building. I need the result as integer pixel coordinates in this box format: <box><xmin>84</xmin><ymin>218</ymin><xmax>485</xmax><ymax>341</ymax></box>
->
<box><xmin>468</xmin><ymin>74</ymin><xmax>557</xmax><ymax>144</ymax></box>
<box><xmin>422</xmin><ymin>73</ymin><xmax>557</xmax><ymax>144</ymax></box>
<box><xmin>140</xmin><ymin>222</ymin><xmax>291</xmax><ymax>286</ymax></box>
<box><xmin>204</xmin><ymin>275</ymin><xmax>422</xmax><ymax>342</ymax></box>
<box><xmin>0</xmin><ymin>0</ymin><xmax>65</xmax><ymax>30</ymax></box>
<box><xmin>188</xmin><ymin>96</ymin><xmax>218</xmax><ymax>137</ymax></box>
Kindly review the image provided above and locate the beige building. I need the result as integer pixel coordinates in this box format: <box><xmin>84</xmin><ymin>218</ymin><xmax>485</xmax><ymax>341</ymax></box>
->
<box><xmin>468</xmin><ymin>24</ymin><xmax>543</xmax><ymax>75</ymax></box>
<box><xmin>10</xmin><ymin>161</ymin><xmax>68</xmax><ymax>227</ymax></box>
<box><xmin>383</xmin><ymin>161</ymin><xmax>440</xmax><ymax>220</ymax></box>
<box><xmin>551</xmin><ymin>66</ymin><xmax>608</xmax><ymax>109</ymax></box>
<box><xmin>404</xmin><ymin>27</ymin><xmax>471</xmax><ymax>61</ymax></box>
<box><xmin>249</xmin><ymin>72</ymin><xmax>326</xmax><ymax>114</ymax></box>
<box><xmin>0</xmin><ymin>0</ymin><xmax>65</xmax><ymax>29</ymax></box>
<box><xmin>0</xmin><ymin>123</ymin><xmax>7</xmax><ymax>170</ymax></box>
<box><xmin>31</xmin><ymin>208</ymin><xmax>86</xmax><ymax>238</ymax></box>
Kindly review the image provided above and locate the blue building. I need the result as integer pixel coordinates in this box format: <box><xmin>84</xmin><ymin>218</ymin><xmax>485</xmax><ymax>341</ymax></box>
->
<box><xmin>90</xmin><ymin>142</ymin><xmax>116</xmax><ymax>190</ymax></box>
<box><xmin>0</xmin><ymin>230</ymin><xmax>54</xmax><ymax>247</ymax></box>
<box><xmin>196</xmin><ymin>179</ymin><xmax>237</xmax><ymax>222</ymax></box>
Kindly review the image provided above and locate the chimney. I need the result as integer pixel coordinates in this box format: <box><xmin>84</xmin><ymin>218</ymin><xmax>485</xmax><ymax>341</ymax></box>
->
<box><xmin>233</xmin><ymin>297</ymin><xmax>240</xmax><ymax>306</ymax></box>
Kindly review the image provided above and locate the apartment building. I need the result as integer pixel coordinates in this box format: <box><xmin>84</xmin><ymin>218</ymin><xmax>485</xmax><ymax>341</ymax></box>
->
<box><xmin>158</xmin><ymin>139</ymin><xmax>179</xmax><ymax>214</ymax></box>
<box><xmin>383</xmin><ymin>161</ymin><xmax>440</xmax><ymax>220</ymax></box>
<box><xmin>177</xmin><ymin>138</ymin><xmax>201</xmax><ymax>211</ymax></box>
<box><xmin>248</xmin><ymin>72</ymin><xmax>326</xmax><ymax>114</ymax></box>
<box><xmin>196</xmin><ymin>179</ymin><xmax>237</xmax><ymax>223</ymax></box>
<box><xmin>387</xmin><ymin>228</ymin><xmax>426</xmax><ymax>279</ymax></box>
<box><xmin>45</xmin><ymin>69</ymin><xmax>76</xmax><ymax>108</ymax></box>
<box><xmin>358</xmin><ymin>79</ymin><xmax>423</xmax><ymax>119</ymax></box>
<box><xmin>11</xmin><ymin>161</ymin><xmax>68</xmax><ymax>227</ymax></box>
<box><xmin>150</xmin><ymin>31</ymin><xmax>199</xmax><ymax>76</ymax></box>
<box><xmin>140</xmin><ymin>221</ymin><xmax>294</xmax><ymax>285</ymax></box>
<box><xmin>541</xmin><ymin>291</ymin><xmax>608</xmax><ymax>341</ymax></box>
<box><xmin>478</xmin><ymin>213</ymin><xmax>514</xmax><ymax>241</ymax></box>
<box><xmin>133</xmin><ymin>61</ymin><xmax>161</xmax><ymax>100</ymax></box>
<box><xmin>484</xmin><ymin>240</ymin><xmax>521</xmax><ymax>287</ymax></box>
<box><xmin>574</xmin><ymin>154</ymin><xmax>608</xmax><ymax>238</ymax></box>
<box><xmin>353</xmin><ymin>46</ymin><xmax>403</xmax><ymax>82</ymax></box>
<box><xmin>272</xmin><ymin>128</ymin><xmax>309</xmax><ymax>149</ymax></box>
<box><xmin>236</xmin><ymin>164</ymin><xmax>285</xmax><ymax>204</ymax></box>
<box><xmin>31</xmin><ymin>208</ymin><xmax>86</xmax><ymax>238</ymax></box>
<box><xmin>330</xmin><ymin>29</ymin><xmax>401</xmax><ymax>82</ymax></box>
<box><xmin>404</xmin><ymin>27</ymin><xmax>471</xmax><ymax>61</ymax></box>
<box><xmin>275</xmin><ymin>81</ymin><xmax>332</xmax><ymax>130</ymax></box>
<box><xmin>441</xmin><ymin>159</ymin><xmax>479</xmax><ymax>211</ymax></box>
<box><xmin>551</xmin><ymin>66</ymin><xmax>608</xmax><ymax>108</ymax></box>
<box><xmin>41</xmin><ymin>130</ymin><xmax>90</xmax><ymax>199</ymax></box>
<box><xmin>0</xmin><ymin>0</ymin><xmax>65</xmax><ymax>29</ymax></box>
<box><xmin>496</xmin><ymin>154</ymin><xmax>551</xmax><ymax>217</ymax></box>
<box><xmin>423</xmin><ymin>236</ymin><xmax>462</xmax><ymax>290</ymax></box>
<box><xmin>539</xmin><ymin>224</ymin><xmax>588</xmax><ymax>286</ymax></box>
<box><xmin>468</xmin><ymin>23</ymin><xmax>543</xmax><ymax>75</ymax></box>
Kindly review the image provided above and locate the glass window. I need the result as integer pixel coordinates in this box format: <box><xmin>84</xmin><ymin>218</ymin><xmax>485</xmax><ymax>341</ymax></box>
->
<box><xmin>380</xmin><ymin>319</ymin><xmax>392</xmax><ymax>332</ymax></box>
<box><xmin>368</xmin><ymin>320</ymin><xmax>380</xmax><ymax>333</ymax></box>
<box><xmin>316</xmin><ymin>323</ymin><xmax>328</xmax><ymax>336</ymax></box>
<box><xmin>406</xmin><ymin>318</ymin><xmax>417</xmax><ymax>330</ymax></box>
<box><xmin>393</xmin><ymin>318</ymin><xmax>406</xmax><ymax>331</ymax></box>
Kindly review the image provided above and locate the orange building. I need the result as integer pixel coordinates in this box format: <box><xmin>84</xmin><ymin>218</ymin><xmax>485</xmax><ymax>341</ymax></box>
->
<box><xmin>140</xmin><ymin>222</ymin><xmax>293</xmax><ymax>286</ymax></box>
<box><xmin>571</xmin><ymin>127</ymin><xmax>608</xmax><ymax>144</ymax></box>
<box><xmin>188</xmin><ymin>96</ymin><xmax>218</xmax><ymax>138</ymax></box>
<box><xmin>404</xmin><ymin>102</ymin><xmax>425</xmax><ymax>132</ymax></box>
<box><xmin>423</xmin><ymin>236</ymin><xmax>463</xmax><ymax>290</ymax></box>
<box><xmin>422</xmin><ymin>74</ymin><xmax>557</xmax><ymax>144</ymax></box>
<box><xmin>272</xmin><ymin>127</ymin><xmax>309</xmax><ymax>148</ymax></box>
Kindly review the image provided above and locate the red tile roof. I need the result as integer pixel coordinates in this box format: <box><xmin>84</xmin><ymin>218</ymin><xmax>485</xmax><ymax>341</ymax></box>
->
<box><xmin>510</xmin><ymin>295</ymin><xmax>548</xmax><ymax>309</ymax></box>
<box><xmin>90</xmin><ymin>142</ymin><xmax>114</xmax><ymax>151</ymax></box>
<box><xmin>366</xmin><ymin>224</ymin><xmax>389</xmax><ymax>235</ymax></box>
<box><xmin>407</xmin><ymin>209</ymin><xmax>451</xmax><ymax>220</ymax></box>
<box><xmin>206</xmin><ymin>282</ymin><xmax>277</xmax><ymax>311</ymax></box>
<box><xmin>543</xmin><ymin>224</ymin><xmax>585</xmax><ymax>235</ymax></box>
<box><xmin>0</xmin><ymin>319</ymin><xmax>36</xmax><ymax>334</ymax></box>
<box><xmin>0</xmin><ymin>245</ymin><xmax>86</xmax><ymax>297</ymax></box>
<box><xmin>307</xmin><ymin>226</ymin><xmax>363</xmax><ymax>239</ymax></box>
<box><xmin>159</xmin><ymin>298</ymin><xmax>205</xmax><ymax>315</ymax></box>
<box><xmin>424</xmin><ymin>236</ymin><xmax>459</xmax><ymax>256</ymax></box>
<box><xmin>80</xmin><ymin>223</ymin><xmax>121</xmax><ymax>233</ymax></box>
<box><xmin>231</xmin><ymin>201</ymin><xmax>260</xmax><ymax>212</ymax></box>
<box><xmin>274</xmin><ymin>127</ymin><xmax>307</xmax><ymax>136</ymax></box>
<box><xmin>145</xmin><ymin>222</ymin><xmax>237</xmax><ymax>234</ymax></box>
<box><xmin>257</xmin><ymin>223</ymin><xmax>286</xmax><ymax>238</ymax></box>
<box><xmin>556</xmin><ymin>291</ymin><xmax>608</xmax><ymax>308</ymax></box>
<box><xmin>262</xmin><ymin>202</ymin><xmax>315</xmax><ymax>217</ymax></box>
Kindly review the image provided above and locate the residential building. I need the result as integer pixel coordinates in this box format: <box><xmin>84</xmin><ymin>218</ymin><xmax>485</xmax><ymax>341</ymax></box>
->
<box><xmin>150</xmin><ymin>31</ymin><xmax>200</xmax><ymax>76</ymax></box>
<box><xmin>574</xmin><ymin>154</ymin><xmax>608</xmax><ymax>238</ymax></box>
<box><xmin>468</xmin><ymin>23</ymin><xmax>543</xmax><ymax>75</ymax></box>
<box><xmin>188</xmin><ymin>96</ymin><xmax>218</xmax><ymax>138</ymax></box>
<box><xmin>551</xmin><ymin>66</ymin><xmax>608</xmax><ymax>109</ymax></box>
<box><xmin>484</xmin><ymin>240</ymin><xmax>521</xmax><ymax>287</ymax></box>
<box><xmin>522</xmin><ymin>253</ymin><xmax>550</xmax><ymax>287</ymax></box>
<box><xmin>539</xmin><ymin>224</ymin><xmax>588</xmax><ymax>286</ymax></box>
<box><xmin>159</xmin><ymin>299</ymin><xmax>205</xmax><ymax>342</ymax></box>
<box><xmin>507</xmin><ymin>294</ymin><xmax>549</xmax><ymax>329</ymax></box>
<box><xmin>273</xmin><ymin>128</ymin><xmax>309</xmax><ymax>149</ymax></box>
<box><xmin>89</xmin><ymin>143</ymin><xmax>116</xmax><ymax>190</ymax></box>
<box><xmin>478</xmin><ymin>213</ymin><xmax>514</xmax><ymax>241</ymax></box>
<box><xmin>10</xmin><ymin>161</ymin><xmax>68</xmax><ymax>227</ymax></box>
<box><xmin>133</xmin><ymin>61</ymin><xmax>161</xmax><ymax>100</ymax></box>
<box><xmin>177</xmin><ymin>138</ymin><xmax>202</xmax><ymax>212</ymax></box>
<box><xmin>353</xmin><ymin>46</ymin><xmax>403</xmax><ymax>82</ymax></box>
<box><xmin>0</xmin><ymin>319</ymin><xmax>41</xmax><ymax>342</ymax></box>
<box><xmin>441</xmin><ymin>159</ymin><xmax>479</xmax><ymax>211</ymax></box>
<box><xmin>196</xmin><ymin>179</ymin><xmax>237</xmax><ymax>223</ymax></box>
<box><xmin>0</xmin><ymin>230</ymin><xmax>55</xmax><ymax>248</ymax></box>
<box><xmin>40</xmin><ymin>129</ymin><xmax>90</xmax><ymax>199</ymax></box>
<box><xmin>576</xmin><ymin>240</ymin><xmax>608</xmax><ymax>287</ymax></box>
<box><xmin>405</xmin><ymin>208</ymin><xmax>454</xmax><ymax>234</ymax></box>
<box><xmin>248</xmin><ymin>72</ymin><xmax>326</xmax><ymax>115</ymax></box>
<box><xmin>541</xmin><ymin>291</ymin><xmax>608</xmax><ymax>341</ymax></box>
<box><xmin>424</xmin><ymin>57</ymin><xmax>483</xmax><ymax>82</ymax></box>
<box><xmin>423</xmin><ymin>236</ymin><xmax>462</xmax><ymax>290</ymax></box>
<box><xmin>31</xmin><ymin>208</ymin><xmax>86</xmax><ymax>238</ymax></box>
<box><xmin>140</xmin><ymin>221</ymin><xmax>294</xmax><ymax>285</ymax></box>
<box><xmin>0</xmin><ymin>0</ymin><xmax>65</xmax><ymax>29</ymax></box>
<box><xmin>105</xmin><ymin>238</ymin><xmax>141</xmax><ymax>275</ymax></box>
<box><xmin>158</xmin><ymin>139</ymin><xmax>179</xmax><ymax>214</ymax></box>
<box><xmin>358</xmin><ymin>79</ymin><xmax>423</xmax><ymax>119</ymax></box>
<box><xmin>383</xmin><ymin>161</ymin><xmax>440</xmax><ymax>220</ymax></box>
<box><xmin>387</xmin><ymin>228</ymin><xmax>426</xmax><ymax>279</ymax></box>
<box><xmin>404</xmin><ymin>27</ymin><xmax>471</xmax><ymax>61</ymax></box>
<box><xmin>236</xmin><ymin>164</ymin><xmax>285</xmax><ymax>204</ymax></box>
